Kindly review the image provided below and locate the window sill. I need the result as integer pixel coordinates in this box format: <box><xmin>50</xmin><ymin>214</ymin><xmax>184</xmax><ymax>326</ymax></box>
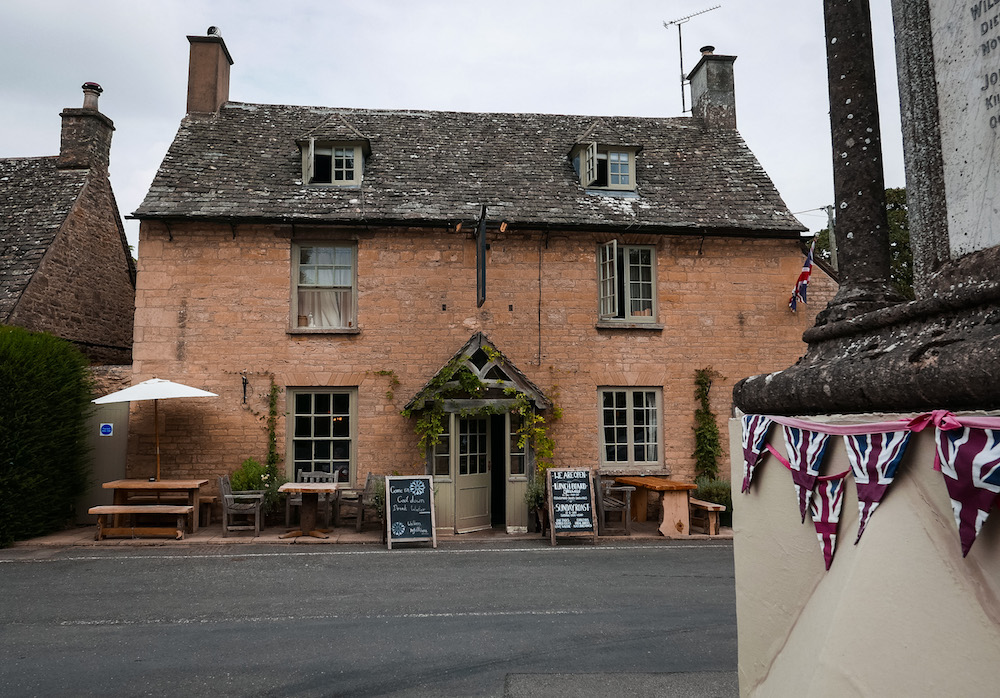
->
<box><xmin>287</xmin><ymin>327</ymin><xmax>361</xmax><ymax>336</ymax></box>
<box><xmin>596</xmin><ymin>321</ymin><xmax>663</xmax><ymax>331</ymax></box>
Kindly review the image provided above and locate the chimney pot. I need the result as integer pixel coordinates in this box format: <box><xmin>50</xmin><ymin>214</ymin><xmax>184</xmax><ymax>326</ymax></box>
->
<box><xmin>81</xmin><ymin>82</ymin><xmax>103</xmax><ymax>110</ymax></box>
<box><xmin>700</xmin><ymin>45</ymin><xmax>715</xmax><ymax>55</ymax></box>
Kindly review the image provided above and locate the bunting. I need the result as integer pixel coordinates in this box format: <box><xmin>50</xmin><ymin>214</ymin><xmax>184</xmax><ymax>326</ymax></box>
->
<box><xmin>781</xmin><ymin>425</ymin><xmax>831</xmax><ymax>523</ymax></box>
<box><xmin>843</xmin><ymin>431</ymin><xmax>912</xmax><ymax>544</ymax></box>
<box><xmin>810</xmin><ymin>470</ymin><xmax>849</xmax><ymax>570</ymax></box>
<box><xmin>740</xmin><ymin>414</ymin><xmax>773</xmax><ymax>493</ymax></box>
<box><xmin>935</xmin><ymin>426</ymin><xmax>1000</xmax><ymax>557</ymax></box>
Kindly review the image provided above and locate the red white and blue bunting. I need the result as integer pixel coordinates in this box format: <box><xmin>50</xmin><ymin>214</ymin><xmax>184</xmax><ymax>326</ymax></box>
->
<box><xmin>741</xmin><ymin>411</ymin><xmax>1000</xmax><ymax>567</ymax></box>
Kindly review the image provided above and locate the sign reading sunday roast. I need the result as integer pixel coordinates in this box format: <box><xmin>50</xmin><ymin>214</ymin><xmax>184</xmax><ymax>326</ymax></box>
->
<box><xmin>385</xmin><ymin>475</ymin><xmax>437</xmax><ymax>549</ymax></box>
<box><xmin>546</xmin><ymin>468</ymin><xmax>597</xmax><ymax>545</ymax></box>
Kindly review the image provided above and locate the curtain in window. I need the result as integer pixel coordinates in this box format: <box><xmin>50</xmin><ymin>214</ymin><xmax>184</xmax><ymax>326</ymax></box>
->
<box><xmin>298</xmin><ymin>289</ymin><xmax>353</xmax><ymax>328</ymax></box>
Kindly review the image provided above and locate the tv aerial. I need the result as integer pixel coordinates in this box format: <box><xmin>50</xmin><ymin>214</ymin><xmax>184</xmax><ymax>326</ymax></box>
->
<box><xmin>664</xmin><ymin>5</ymin><xmax>721</xmax><ymax>113</ymax></box>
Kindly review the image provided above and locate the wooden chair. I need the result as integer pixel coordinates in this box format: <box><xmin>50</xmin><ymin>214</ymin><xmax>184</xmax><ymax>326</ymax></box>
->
<box><xmin>596</xmin><ymin>474</ymin><xmax>634</xmax><ymax>536</ymax></box>
<box><xmin>285</xmin><ymin>470</ymin><xmax>339</xmax><ymax>528</ymax></box>
<box><xmin>337</xmin><ymin>473</ymin><xmax>384</xmax><ymax>538</ymax></box>
<box><xmin>220</xmin><ymin>474</ymin><xmax>265</xmax><ymax>537</ymax></box>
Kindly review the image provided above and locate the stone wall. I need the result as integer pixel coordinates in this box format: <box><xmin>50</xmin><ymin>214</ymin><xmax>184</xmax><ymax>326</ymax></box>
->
<box><xmin>129</xmin><ymin>221</ymin><xmax>834</xmax><ymax>490</ymax></box>
<box><xmin>9</xmin><ymin>172</ymin><xmax>134</xmax><ymax>364</ymax></box>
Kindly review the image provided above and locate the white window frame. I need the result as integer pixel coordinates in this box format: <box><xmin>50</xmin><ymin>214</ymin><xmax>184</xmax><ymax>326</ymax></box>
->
<box><xmin>302</xmin><ymin>139</ymin><xmax>363</xmax><ymax>186</ymax></box>
<box><xmin>287</xmin><ymin>388</ymin><xmax>358</xmax><ymax>486</ymax></box>
<box><xmin>598</xmin><ymin>242</ymin><xmax>656</xmax><ymax>322</ymax></box>
<box><xmin>599</xmin><ymin>387</ymin><xmax>662</xmax><ymax>468</ymax></box>
<box><xmin>292</xmin><ymin>242</ymin><xmax>358</xmax><ymax>330</ymax></box>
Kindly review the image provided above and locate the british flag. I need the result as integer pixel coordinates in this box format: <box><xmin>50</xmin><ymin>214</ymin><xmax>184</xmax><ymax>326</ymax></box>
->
<box><xmin>936</xmin><ymin>427</ymin><xmax>1000</xmax><ymax>556</ymax></box>
<box><xmin>740</xmin><ymin>414</ymin><xmax>773</xmax><ymax>493</ymax></box>
<box><xmin>843</xmin><ymin>431</ymin><xmax>912</xmax><ymax>544</ymax></box>
<box><xmin>782</xmin><ymin>425</ymin><xmax>831</xmax><ymax>522</ymax></box>
<box><xmin>810</xmin><ymin>471</ymin><xmax>848</xmax><ymax>570</ymax></box>
<box><xmin>788</xmin><ymin>241</ymin><xmax>815</xmax><ymax>312</ymax></box>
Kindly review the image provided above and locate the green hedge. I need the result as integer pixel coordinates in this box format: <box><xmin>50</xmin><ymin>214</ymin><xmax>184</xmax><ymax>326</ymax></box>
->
<box><xmin>0</xmin><ymin>327</ymin><xmax>92</xmax><ymax>547</ymax></box>
<box><xmin>694</xmin><ymin>477</ymin><xmax>733</xmax><ymax>528</ymax></box>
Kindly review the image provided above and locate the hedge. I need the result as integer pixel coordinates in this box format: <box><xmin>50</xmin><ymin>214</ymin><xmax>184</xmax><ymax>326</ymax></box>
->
<box><xmin>0</xmin><ymin>327</ymin><xmax>92</xmax><ymax>547</ymax></box>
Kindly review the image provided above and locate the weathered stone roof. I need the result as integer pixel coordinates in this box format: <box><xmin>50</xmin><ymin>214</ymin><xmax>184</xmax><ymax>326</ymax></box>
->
<box><xmin>134</xmin><ymin>102</ymin><xmax>805</xmax><ymax>236</ymax></box>
<box><xmin>0</xmin><ymin>157</ymin><xmax>88</xmax><ymax>320</ymax></box>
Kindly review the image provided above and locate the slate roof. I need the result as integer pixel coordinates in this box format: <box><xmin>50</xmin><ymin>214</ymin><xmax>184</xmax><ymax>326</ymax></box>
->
<box><xmin>134</xmin><ymin>102</ymin><xmax>805</xmax><ymax>236</ymax></box>
<box><xmin>0</xmin><ymin>157</ymin><xmax>88</xmax><ymax>320</ymax></box>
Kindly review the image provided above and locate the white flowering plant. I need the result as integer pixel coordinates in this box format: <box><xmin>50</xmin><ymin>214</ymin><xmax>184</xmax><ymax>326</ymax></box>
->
<box><xmin>230</xmin><ymin>457</ymin><xmax>286</xmax><ymax>513</ymax></box>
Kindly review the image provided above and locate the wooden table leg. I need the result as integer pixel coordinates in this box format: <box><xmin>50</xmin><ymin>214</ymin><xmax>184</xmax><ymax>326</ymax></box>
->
<box><xmin>190</xmin><ymin>491</ymin><xmax>200</xmax><ymax>532</ymax></box>
<box><xmin>630</xmin><ymin>487</ymin><xmax>648</xmax><ymax>523</ymax></box>
<box><xmin>658</xmin><ymin>490</ymin><xmax>692</xmax><ymax>537</ymax></box>
<box><xmin>280</xmin><ymin>492</ymin><xmax>329</xmax><ymax>539</ymax></box>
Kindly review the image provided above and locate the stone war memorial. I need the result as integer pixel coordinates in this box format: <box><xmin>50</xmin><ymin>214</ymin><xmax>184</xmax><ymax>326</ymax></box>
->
<box><xmin>729</xmin><ymin>1</ymin><xmax>1000</xmax><ymax>695</ymax></box>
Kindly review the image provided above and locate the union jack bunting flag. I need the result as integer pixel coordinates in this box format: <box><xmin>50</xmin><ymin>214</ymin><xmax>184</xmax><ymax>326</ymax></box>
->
<box><xmin>741</xmin><ymin>414</ymin><xmax>773</xmax><ymax>493</ymax></box>
<box><xmin>843</xmin><ymin>431</ymin><xmax>912</xmax><ymax>544</ymax></box>
<box><xmin>936</xmin><ymin>427</ymin><xmax>1000</xmax><ymax>557</ymax></box>
<box><xmin>782</xmin><ymin>425</ymin><xmax>831</xmax><ymax>522</ymax></box>
<box><xmin>788</xmin><ymin>241</ymin><xmax>815</xmax><ymax>312</ymax></box>
<box><xmin>810</xmin><ymin>471</ymin><xmax>848</xmax><ymax>570</ymax></box>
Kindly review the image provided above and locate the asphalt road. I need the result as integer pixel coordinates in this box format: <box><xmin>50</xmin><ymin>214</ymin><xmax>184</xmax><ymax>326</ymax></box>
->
<box><xmin>0</xmin><ymin>540</ymin><xmax>737</xmax><ymax>697</ymax></box>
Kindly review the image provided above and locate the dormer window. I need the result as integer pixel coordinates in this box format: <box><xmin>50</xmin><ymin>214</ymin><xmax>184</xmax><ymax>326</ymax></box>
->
<box><xmin>301</xmin><ymin>139</ymin><xmax>363</xmax><ymax>186</ymax></box>
<box><xmin>572</xmin><ymin>143</ymin><xmax>638</xmax><ymax>191</ymax></box>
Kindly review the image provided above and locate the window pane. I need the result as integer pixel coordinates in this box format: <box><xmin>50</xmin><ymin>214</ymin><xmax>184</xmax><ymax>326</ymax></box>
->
<box><xmin>295</xmin><ymin>393</ymin><xmax>311</xmax><ymax>414</ymax></box>
<box><xmin>332</xmin><ymin>416</ymin><xmax>349</xmax><ymax>438</ymax></box>
<box><xmin>314</xmin><ymin>394</ymin><xmax>331</xmax><ymax>414</ymax></box>
<box><xmin>313</xmin><ymin>416</ymin><xmax>331</xmax><ymax>438</ymax></box>
<box><xmin>332</xmin><ymin>393</ymin><xmax>349</xmax><ymax>414</ymax></box>
<box><xmin>313</xmin><ymin>440</ymin><xmax>331</xmax><ymax>460</ymax></box>
<box><xmin>294</xmin><ymin>416</ymin><xmax>312</xmax><ymax>437</ymax></box>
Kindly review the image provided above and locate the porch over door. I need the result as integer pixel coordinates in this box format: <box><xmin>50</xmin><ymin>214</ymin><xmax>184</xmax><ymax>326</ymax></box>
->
<box><xmin>456</xmin><ymin>417</ymin><xmax>491</xmax><ymax>532</ymax></box>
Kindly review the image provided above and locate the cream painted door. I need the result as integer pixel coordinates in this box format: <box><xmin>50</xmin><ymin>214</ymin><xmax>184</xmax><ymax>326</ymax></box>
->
<box><xmin>455</xmin><ymin>417</ymin><xmax>491</xmax><ymax>532</ymax></box>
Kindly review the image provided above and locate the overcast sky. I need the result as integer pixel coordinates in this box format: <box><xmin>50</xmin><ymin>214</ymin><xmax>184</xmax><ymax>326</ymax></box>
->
<box><xmin>1</xmin><ymin>0</ymin><xmax>904</xmax><ymax>251</ymax></box>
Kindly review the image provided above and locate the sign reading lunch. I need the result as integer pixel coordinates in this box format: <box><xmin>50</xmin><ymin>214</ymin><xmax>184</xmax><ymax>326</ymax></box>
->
<box><xmin>547</xmin><ymin>468</ymin><xmax>597</xmax><ymax>545</ymax></box>
<box><xmin>385</xmin><ymin>475</ymin><xmax>437</xmax><ymax>549</ymax></box>
<box><xmin>930</xmin><ymin>0</ymin><xmax>1000</xmax><ymax>256</ymax></box>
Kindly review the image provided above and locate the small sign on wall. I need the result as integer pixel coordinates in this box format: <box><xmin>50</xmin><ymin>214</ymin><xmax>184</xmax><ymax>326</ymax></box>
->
<box><xmin>99</xmin><ymin>423</ymin><xmax>114</xmax><ymax>437</ymax></box>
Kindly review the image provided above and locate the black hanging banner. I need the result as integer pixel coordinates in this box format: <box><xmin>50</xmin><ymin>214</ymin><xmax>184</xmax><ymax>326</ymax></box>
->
<box><xmin>385</xmin><ymin>475</ymin><xmax>437</xmax><ymax>549</ymax></box>
<box><xmin>547</xmin><ymin>468</ymin><xmax>597</xmax><ymax>546</ymax></box>
<box><xmin>476</xmin><ymin>204</ymin><xmax>487</xmax><ymax>308</ymax></box>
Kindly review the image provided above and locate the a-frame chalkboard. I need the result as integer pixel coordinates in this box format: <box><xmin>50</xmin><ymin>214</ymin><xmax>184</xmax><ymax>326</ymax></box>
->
<box><xmin>385</xmin><ymin>475</ymin><xmax>437</xmax><ymax>549</ymax></box>
<box><xmin>546</xmin><ymin>468</ymin><xmax>597</xmax><ymax>545</ymax></box>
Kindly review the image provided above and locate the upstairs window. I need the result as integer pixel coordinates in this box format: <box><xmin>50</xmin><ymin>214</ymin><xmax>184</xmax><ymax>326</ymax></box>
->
<box><xmin>293</xmin><ymin>243</ymin><xmax>357</xmax><ymax>330</ymax></box>
<box><xmin>598</xmin><ymin>241</ymin><xmax>656</xmax><ymax>322</ymax></box>
<box><xmin>302</xmin><ymin>140</ymin><xmax>363</xmax><ymax>186</ymax></box>
<box><xmin>574</xmin><ymin>143</ymin><xmax>637</xmax><ymax>190</ymax></box>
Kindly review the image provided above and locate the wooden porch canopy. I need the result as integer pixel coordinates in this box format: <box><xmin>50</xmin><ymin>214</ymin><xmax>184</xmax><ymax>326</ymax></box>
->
<box><xmin>404</xmin><ymin>332</ymin><xmax>551</xmax><ymax>413</ymax></box>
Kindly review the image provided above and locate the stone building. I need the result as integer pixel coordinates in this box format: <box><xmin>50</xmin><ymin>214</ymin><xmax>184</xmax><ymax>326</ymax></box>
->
<box><xmin>0</xmin><ymin>84</ymin><xmax>136</xmax><ymax>365</ymax></box>
<box><xmin>129</xmin><ymin>30</ymin><xmax>835</xmax><ymax>532</ymax></box>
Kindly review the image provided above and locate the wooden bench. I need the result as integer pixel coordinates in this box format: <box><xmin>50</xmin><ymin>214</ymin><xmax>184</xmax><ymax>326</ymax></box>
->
<box><xmin>689</xmin><ymin>498</ymin><xmax>726</xmax><ymax>536</ymax></box>
<box><xmin>126</xmin><ymin>494</ymin><xmax>217</xmax><ymax>525</ymax></box>
<box><xmin>89</xmin><ymin>505</ymin><xmax>194</xmax><ymax>541</ymax></box>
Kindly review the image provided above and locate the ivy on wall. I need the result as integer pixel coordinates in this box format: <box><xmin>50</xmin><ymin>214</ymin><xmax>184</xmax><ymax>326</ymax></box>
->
<box><xmin>693</xmin><ymin>368</ymin><xmax>722</xmax><ymax>481</ymax></box>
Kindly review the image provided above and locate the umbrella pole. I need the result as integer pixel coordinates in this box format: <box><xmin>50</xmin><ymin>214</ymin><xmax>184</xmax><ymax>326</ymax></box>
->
<box><xmin>154</xmin><ymin>399</ymin><xmax>161</xmax><ymax>481</ymax></box>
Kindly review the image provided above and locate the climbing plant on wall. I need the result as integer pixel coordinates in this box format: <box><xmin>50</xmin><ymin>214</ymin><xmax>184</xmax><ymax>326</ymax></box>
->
<box><xmin>693</xmin><ymin>368</ymin><xmax>722</xmax><ymax>481</ymax></box>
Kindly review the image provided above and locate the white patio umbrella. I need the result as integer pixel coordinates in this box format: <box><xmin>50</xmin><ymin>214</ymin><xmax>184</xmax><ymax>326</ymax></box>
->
<box><xmin>93</xmin><ymin>378</ymin><xmax>218</xmax><ymax>481</ymax></box>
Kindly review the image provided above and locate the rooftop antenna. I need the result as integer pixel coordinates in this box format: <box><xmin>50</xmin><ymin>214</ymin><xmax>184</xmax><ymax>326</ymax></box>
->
<box><xmin>664</xmin><ymin>5</ymin><xmax>721</xmax><ymax>113</ymax></box>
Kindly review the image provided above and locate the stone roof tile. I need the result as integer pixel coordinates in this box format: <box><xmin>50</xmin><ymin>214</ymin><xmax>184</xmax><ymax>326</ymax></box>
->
<box><xmin>134</xmin><ymin>103</ymin><xmax>804</xmax><ymax>235</ymax></box>
<box><xmin>0</xmin><ymin>157</ymin><xmax>88</xmax><ymax>320</ymax></box>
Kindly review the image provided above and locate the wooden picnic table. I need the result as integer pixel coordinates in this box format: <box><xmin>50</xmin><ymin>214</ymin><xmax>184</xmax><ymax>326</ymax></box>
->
<box><xmin>102</xmin><ymin>479</ymin><xmax>209</xmax><ymax>532</ymax></box>
<box><xmin>278</xmin><ymin>481</ymin><xmax>340</xmax><ymax>539</ymax></box>
<box><xmin>614</xmin><ymin>476</ymin><xmax>698</xmax><ymax>537</ymax></box>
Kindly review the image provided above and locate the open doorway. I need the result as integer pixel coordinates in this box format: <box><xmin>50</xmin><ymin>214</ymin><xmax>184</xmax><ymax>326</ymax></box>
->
<box><xmin>490</xmin><ymin>414</ymin><xmax>507</xmax><ymax>526</ymax></box>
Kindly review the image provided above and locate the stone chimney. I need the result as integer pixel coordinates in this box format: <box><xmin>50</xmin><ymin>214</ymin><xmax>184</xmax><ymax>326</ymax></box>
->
<box><xmin>186</xmin><ymin>26</ymin><xmax>233</xmax><ymax>114</ymax></box>
<box><xmin>687</xmin><ymin>46</ymin><xmax>737</xmax><ymax>129</ymax></box>
<box><xmin>57</xmin><ymin>82</ymin><xmax>114</xmax><ymax>172</ymax></box>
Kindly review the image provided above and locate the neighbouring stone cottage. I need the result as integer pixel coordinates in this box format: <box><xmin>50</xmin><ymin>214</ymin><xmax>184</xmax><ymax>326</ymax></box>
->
<box><xmin>128</xmin><ymin>29</ymin><xmax>834</xmax><ymax>533</ymax></box>
<box><xmin>0</xmin><ymin>83</ymin><xmax>136</xmax><ymax>366</ymax></box>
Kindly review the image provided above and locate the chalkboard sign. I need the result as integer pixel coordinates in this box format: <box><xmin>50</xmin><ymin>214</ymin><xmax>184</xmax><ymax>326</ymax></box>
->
<box><xmin>546</xmin><ymin>468</ymin><xmax>597</xmax><ymax>545</ymax></box>
<box><xmin>385</xmin><ymin>476</ymin><xmax>437</xmax><ymax>549</ymax></box>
